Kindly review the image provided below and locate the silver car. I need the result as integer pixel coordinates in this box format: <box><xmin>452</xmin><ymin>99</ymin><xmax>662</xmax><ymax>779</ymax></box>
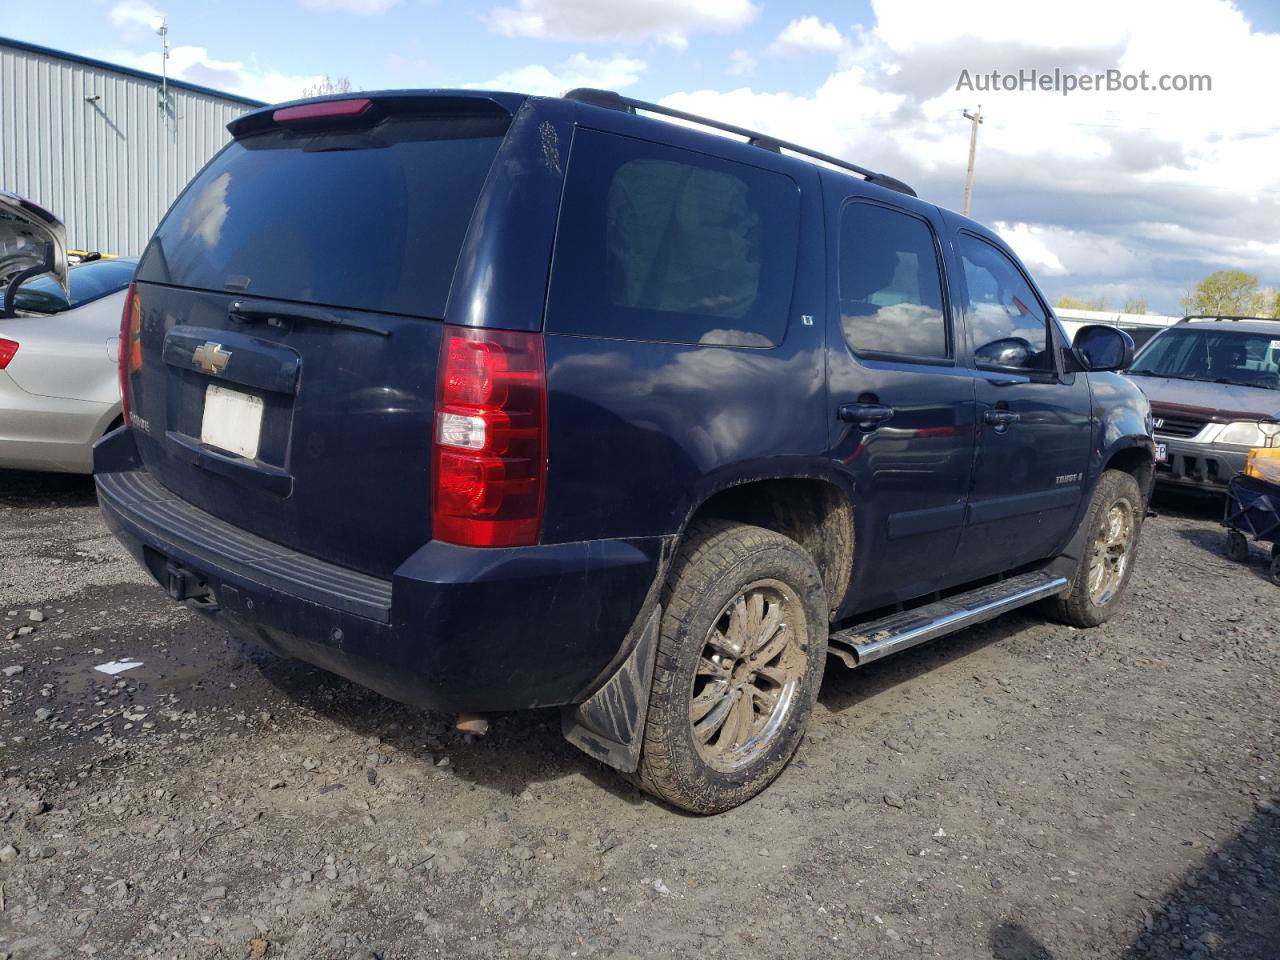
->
<box><xmin>0</xmin><ymin>256</ymin><xmax>137</xmax><ymax>473</ymax></box>
<box><xmin>1126</xmin><ymin>315</ymin><xmax>1280</xmax><ymax>492</ymax></box>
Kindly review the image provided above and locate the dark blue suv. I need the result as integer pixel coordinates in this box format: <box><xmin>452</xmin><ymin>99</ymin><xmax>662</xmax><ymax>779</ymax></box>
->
<box><xmin>95</xmin><ymin>88</ymin><xmax>1155</xmax><ymax>813</ymax></box>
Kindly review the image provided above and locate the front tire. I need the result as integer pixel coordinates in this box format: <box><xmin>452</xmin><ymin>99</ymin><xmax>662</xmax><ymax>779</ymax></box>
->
<box><xmin>635</xmin><ymin>521</ymin><xmax>828</xmax><ymax>814</ymax></box>
<box><xmin>1054</xmin><ymin>469</ymin><xmax>1144</xmax><ymax>627</ymax></box>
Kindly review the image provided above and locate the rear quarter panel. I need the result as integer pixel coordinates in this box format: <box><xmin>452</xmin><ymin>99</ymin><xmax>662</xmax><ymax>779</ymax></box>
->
<box><xmin>539</xmin><ymin>113</ymin><xmax>832</xmax><ymax>543</ymax></box>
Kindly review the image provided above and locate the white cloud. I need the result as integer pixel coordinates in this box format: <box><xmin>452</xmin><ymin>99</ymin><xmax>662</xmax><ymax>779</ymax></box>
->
<box><xmin>766</xmin><ymin>16</ymin><xmax>846</xmax><ymax>57</ymax></box>
<box><xmin>298</xmin><ymin>0</ymin><xmax>401</xmax><ymax>12</ymax></box>
<box><xmin>727</xmin><ymin>49</ymin><xmax>756</xmax><ymax>77</ymax></box>
<box><xmin>107</xmin><ymin>0</ymin><xmax>163</xmax><ymax>31</ymax></box>
<box><xmin>659</xmin><ymin>0</ymin><xmax>1280</xmax><ymax>312</ymax></box>
<box><xmin>471</xmin><ymin>52</ymin><xmax>646</xmax><ymax>96</ymax></box>
<box><xmin>487</xmin><ymin>0</ymin><xmax>759</xmax><ymax>48</ymax></box>
<box><xmin>108</xmin><ymin>46</ymin><xmax>324</xmax><ymax>104</ymax></box>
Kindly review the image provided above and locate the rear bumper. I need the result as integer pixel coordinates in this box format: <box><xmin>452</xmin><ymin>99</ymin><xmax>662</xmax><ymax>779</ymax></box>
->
<box><xmin>1154</xmin><ymin>436</ymin><xmax>1247</xmax><ymax>492</ymax></box>
<box><xmin>94</xmin><ymin>429</ymin><xmax>665</xmax><ymax>713</ymax></box>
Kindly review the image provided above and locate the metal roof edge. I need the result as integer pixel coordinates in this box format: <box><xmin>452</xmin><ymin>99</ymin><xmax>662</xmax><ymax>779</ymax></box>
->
<box><xmin>0</xmin><ymin>35</ymin><xmax>267</xmax><ymax>108</ymax></box>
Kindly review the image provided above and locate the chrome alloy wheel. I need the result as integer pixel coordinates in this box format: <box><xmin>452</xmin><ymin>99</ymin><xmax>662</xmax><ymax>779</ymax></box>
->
<box><xmin>1088</xmin><ymin>497</ymin><xmax>1135</xmax><ymax>606</ymax></box>
<box><xmin>689</xmin><ymin>580</ymin><xmax>807</xmax><ymax>772</ymax></box>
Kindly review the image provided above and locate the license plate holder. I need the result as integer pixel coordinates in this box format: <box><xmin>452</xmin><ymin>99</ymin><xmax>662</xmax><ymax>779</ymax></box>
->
<box><xmin>200</xmin><ymin>384</ymin><xmax>264</xmax><ymax>460</ymax></box>
<box><xmin>1154</xmin><ymin>442</ymin><xmax>1167</xmax><ymax>462</ymax></box>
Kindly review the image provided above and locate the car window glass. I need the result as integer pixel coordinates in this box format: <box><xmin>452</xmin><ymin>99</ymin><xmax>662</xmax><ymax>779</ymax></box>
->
<box><xmin>137</xmin><ymin>115</ymin><xmax>508</xmax><ymax>320</ymax></box>
<box><xmin>958</xmin><ymin>234</ymin><xmax>1052</xmax><ymax>371</ymax></box>
<box><xmin>1132</xmin><ymin>328</ymin><xmax>1280</xmax><ymax>389</ymax></box>
<box><xmin>12</xmin><ymin>258</ymin><xmax>136</xmax><ymax>315</ymax></box>
<box><xmin>547</xmin><ymin>128</ymin><xmax>800</xmax><ymax>347</ymax></box>
<box><xmin>838</xmin><ymin>203</ymin><xmax>948</xmax><ymax>358</ymax></box>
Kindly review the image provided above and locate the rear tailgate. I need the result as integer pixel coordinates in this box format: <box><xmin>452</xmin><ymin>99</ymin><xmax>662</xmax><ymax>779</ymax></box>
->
<box><xmin>127</xmin><ymin>95</ymin><xmax>515</xmax><ymax>577</ymax></box>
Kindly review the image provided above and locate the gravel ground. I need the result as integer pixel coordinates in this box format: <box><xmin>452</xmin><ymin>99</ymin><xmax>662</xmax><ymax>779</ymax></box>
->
<box><xmin>0</xmin><ymin>469</ymin><xmax>1277</xmax><ymax>960</ymax></box>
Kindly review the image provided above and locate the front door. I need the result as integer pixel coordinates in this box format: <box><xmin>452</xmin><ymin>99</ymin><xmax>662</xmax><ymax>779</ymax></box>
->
<box><xmin>826</xmin><ymin>197</ymin><xmax>977</xmax><ymax>615</ymax></box>
<box><xmin>951</xmin><ymin>231</ymin><xmax>1092</xmax><ymax>575</ymax></box>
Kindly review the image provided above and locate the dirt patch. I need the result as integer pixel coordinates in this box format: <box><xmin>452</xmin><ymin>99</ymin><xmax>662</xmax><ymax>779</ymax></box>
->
<box><xmin>0</xmin><ymin>478</ymin><xmax>1277</xmax><ymax>959</ymax></box>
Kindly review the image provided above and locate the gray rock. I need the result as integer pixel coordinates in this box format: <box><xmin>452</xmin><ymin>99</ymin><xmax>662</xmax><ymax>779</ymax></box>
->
<box><xmin>0</xmin><ymin>844</ymin><xmax>18</xmax><ymax>863</ymax></box>
<box><xmin>27</xmin><ymin>610</ymin><xmax>45</xmax><ymax>623</ymax></box>
<box><xmin>201</xmin><ymin>885</ymin><xmax>227</xmax><ymax>901</ymax></box>
<box><xmin>883</xmin><ymin>792</ymin><xmax>905</xmax><ymax>809</ymax></box>
<box><xmin>2</xmin><ymin>665</ymin><xmax>23</xmax><ymax>677</ymax></box>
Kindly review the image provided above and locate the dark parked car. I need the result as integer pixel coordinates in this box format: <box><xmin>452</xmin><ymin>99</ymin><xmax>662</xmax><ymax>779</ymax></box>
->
<box><xmin>1127</xmin><ymin>316</ymin><xmax>1280</xmax><ymax>492</ymax></box>
<box><xmin>95</xmin><ymin>89</ymin><xmax>1155</xmax><ymax>813</ymax></box>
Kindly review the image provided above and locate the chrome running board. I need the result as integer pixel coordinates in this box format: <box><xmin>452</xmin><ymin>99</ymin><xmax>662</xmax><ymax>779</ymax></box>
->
<box><xmin>828</xmin><ymin>571</ymin><xmax>1069</xmax><ymax>668</ymax></box>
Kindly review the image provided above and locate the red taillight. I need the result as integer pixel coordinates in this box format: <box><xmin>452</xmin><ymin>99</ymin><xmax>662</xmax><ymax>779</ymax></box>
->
<box><xmin>118</xmin><ymin>282</ymin><xmax>141</xmax><ymax>425</ymax></box>
<box><xmin>0</xmin><ymin>338</ymin><xmax>17</xmax><ymax>369</ymax></box>
<box><xmin>432</xmin><ymin>327</ymin><xmax>547</xmax><ymax>547</ymax></box>
<box><xmin>273</xmin><ymin>98</ymin><xmax>372</xmax><ymax>124</ymax></box>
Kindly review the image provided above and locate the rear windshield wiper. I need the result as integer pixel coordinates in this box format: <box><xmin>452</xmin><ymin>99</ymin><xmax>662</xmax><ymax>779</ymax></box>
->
<box><xmin>228</xmin><ymin>299</ymin><xmax>390</xmax><ymax>337</ymax></box>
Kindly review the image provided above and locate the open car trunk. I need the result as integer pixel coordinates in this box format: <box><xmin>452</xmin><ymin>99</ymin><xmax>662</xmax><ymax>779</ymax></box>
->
<box><xmin>0</xmin><ymin>192</ymin><xmax>69</xmax><ymax>313</ymax></box>
<box><xmin>126</xmin><ymin>95</ymin><xmax>515</xmax><ymax>577</ymax></box>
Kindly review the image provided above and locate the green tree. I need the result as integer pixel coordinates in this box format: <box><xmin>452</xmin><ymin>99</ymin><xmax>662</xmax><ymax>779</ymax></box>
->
<box><xmin>1121</xmin><ymin>298</ymin><xmax>1147</xmax><ymax>315</ymax></box>
<box><xmin>1055</xmin><ymin>294</ymin><xmax>1108</xmax><ymax>311</ymax></box>
<box><xmin>1181</xmin><ymin>270</ymin><xmax>1268</xmax><ymax>317</ymax></box>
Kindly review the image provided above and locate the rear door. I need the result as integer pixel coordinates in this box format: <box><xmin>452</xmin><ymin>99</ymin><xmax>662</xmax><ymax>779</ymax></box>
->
<box><xmin>127</xmin><ymin>98</ymin><xmax>513</xmax><ymax>577</ymax></box>
<box><xmin>948</xmin><ymin>229</ymin><xmax>1092</xmax><ymax>574</ymax></box>
<box><xmin>825</xmin><ymin>193</ymin><xmax>977</xmax><ymax>614</ymax></box>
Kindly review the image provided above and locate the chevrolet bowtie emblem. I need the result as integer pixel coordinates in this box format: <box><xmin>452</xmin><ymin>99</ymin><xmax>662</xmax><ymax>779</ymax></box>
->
<box><xmin>192</xmin><ymin>341</ymin><xmax>231</xmax><ymax>375</ymax></box>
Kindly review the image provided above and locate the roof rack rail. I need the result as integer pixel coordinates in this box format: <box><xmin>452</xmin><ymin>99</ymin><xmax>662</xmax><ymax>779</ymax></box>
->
<box><xmin>562</xmin><ymin>88</ymin><xmax>917</xmax><ymax>198</ymax></box>
<box><xmin>1178</xmin><ymin>314</ymin><xmax>1280</xmax><ymax>324</ymax></box>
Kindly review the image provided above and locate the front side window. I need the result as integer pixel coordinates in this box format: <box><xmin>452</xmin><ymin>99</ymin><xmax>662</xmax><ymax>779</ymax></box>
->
<box><xmin>958</xmin><ymin>234</ymin><xmax>1053</xmax><ymax>372</ymax></box>
<box><xmin>547</xmin><ymin>129</ymin><xmax>800</xmax><ymax>347</ymax></box>
<box><xmin>838</xmin><ymin>202</ymin><xmax>949</xmax><ymax>359</ymax></box>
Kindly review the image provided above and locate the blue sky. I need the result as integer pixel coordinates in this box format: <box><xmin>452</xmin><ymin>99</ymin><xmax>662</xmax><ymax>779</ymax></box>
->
<box><xmin>5</xmin><ymin>0</ymin><xmax>1279</xmax><ymax>313</ymax></box>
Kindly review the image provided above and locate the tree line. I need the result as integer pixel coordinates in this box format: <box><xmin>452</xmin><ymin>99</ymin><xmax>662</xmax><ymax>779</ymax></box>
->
<box><xmin>1056</xmin><ymin>271</ymin><xmax>1280</xmax><ymax>319</ymax></box>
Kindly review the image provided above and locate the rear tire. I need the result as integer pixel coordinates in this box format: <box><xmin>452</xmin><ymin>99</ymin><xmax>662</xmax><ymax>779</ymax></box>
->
<box><xmin>1054</xmin><ymin>470</ymin><xmax>1144</xmax><ymax>628</ymax></box>
<box><xmin>635</xmin><ymin>520</ymin><xmax>827</xmax><ymax>814</ymax></box>
<box><xmin>1225</xmin><ymin>530</ymin><xmax>1250</xmax><ymax>563</ymax></box>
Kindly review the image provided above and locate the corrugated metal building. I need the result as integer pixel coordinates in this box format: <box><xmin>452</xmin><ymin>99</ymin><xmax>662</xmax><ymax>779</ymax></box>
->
<box><xmin>0</xmin><ymin>37</ymin><xmax>264</xmax><ymax>256</ymax></box>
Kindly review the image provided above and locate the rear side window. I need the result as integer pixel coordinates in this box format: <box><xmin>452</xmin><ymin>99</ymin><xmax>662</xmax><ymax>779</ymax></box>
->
<box><xmin>547</xmin><ymin>128</ymin><xmax>800</xmax><ymax>347</ymax></box>
<box><xmin>137</xmin><ymin>115</ymin><xmax>508</xmax><ymax>319</ymax></box>
<box><xmin>838</xmin><ymin>202</ymin><xmax>949</xmax><ymax>359</ymax></box>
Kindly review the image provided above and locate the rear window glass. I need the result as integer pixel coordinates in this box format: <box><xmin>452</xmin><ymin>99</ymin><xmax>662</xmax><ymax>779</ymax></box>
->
<box><xmin>547</xmin><ymin>128</ymin><xmax>800</xmax><ymax>347</ymax></box>
<box><xmin>13</xmin><ymin>258</ymin><xmax>136</xmax><ymax>314</ymax></box>
<box><xmin>137</xmin><ymin>115</ymin><xmax>508</xmax><ymax>319</ymax></box>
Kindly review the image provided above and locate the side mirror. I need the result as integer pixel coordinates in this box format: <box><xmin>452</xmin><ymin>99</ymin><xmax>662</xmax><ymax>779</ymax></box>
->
<box><xmin>975</xmin><ymin>336</ymin><xmax>1032</xmax><ymax>368</ymax></box>
<box><xmin>1072</xmin><ymin>324</ymin><xmax>1134</xmax><ymax>372</ymax></box>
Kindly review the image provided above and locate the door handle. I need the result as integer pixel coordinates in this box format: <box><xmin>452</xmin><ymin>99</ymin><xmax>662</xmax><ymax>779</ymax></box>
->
<box><xmin>984</xmin><ymin>409</ymin><xmax>1020</xmax><ymax>427</ymax></box>
<box><xmin>838</xmin><ymin>402</ymin><xmax>895</xmax><ymax>429</ymax></box>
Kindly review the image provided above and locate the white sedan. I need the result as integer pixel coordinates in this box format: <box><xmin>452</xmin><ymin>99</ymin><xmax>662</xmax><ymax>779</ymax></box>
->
<box><xmin>0</xmin><ymin>256</ymin><xmax>137</xmax><ymax>473</ymax></box>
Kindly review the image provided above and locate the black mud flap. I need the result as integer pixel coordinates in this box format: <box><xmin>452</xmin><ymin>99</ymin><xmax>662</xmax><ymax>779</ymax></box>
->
<box><xmin>560</xmin><ymin>604</ymin><xmax>661</xmax><ymax>773</ymax></box>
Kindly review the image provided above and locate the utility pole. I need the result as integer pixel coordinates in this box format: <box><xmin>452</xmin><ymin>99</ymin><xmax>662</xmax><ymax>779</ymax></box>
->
<box><xmin>962</xmin><ymin>105</ymin><xmax>983</xmax><ymax>217</ymax></box>
<box><xmin>154</xmin><ymin>17</ymin><xmax>170</xmax><ymax>128</ymax></box>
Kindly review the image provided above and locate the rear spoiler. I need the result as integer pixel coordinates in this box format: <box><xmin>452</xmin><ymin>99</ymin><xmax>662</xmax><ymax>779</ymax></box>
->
<box><xmin>227</xmin><ymin>90</ymin><xmax>526</xmax><ymax>139</ymax></box>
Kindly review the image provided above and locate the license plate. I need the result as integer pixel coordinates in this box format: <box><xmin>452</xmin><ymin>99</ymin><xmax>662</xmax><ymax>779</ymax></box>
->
<box><xmin>1154</xmin><ymin>442</ymin><xmax>1167</xmax><ymax>462</ymax></box>
<box><xmin>200</xmin><ymin>384</ymin><xmax>263</xmax><ymax>459</ymax></box>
